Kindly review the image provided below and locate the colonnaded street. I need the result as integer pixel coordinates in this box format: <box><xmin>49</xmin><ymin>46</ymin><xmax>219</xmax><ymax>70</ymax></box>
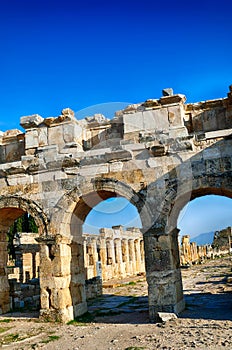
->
<box><xmin>0</xmin><ymin>255</ymin><xmax>231</xmax><ymax>349</ymax></box>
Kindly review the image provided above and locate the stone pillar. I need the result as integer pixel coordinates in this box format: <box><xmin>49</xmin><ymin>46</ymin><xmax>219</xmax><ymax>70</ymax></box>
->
<box><xmin>106</xmin><ymin>239</ymin><xmax>115</xmax><ymax>279</ymax></box>
<box><xmin>114</xmin><ymin>238</ymin><xmax>123</xmax><ymax>276</ymax></box>
<box><xmin>35</xmin><ymin>252</ymin><xmax>40</xmax><ymax>278</ymax></box>
<box><xmin>70</xmin><ymin>236</ymin><xmax>88</xmax><ymax>319</ymax></box>
<box><xmin>32</xmin><ymin>252</ymin><xmax>36</xmax><ymax>279</ymax></box>
<box><xmin>140</xmin><ymin>239</ymin><xmax>145</xmax><ymax>273</ymax></box>
<box><xmin>107</xmin><ymin>239</ymin><xmax>115</xmax><ymax>265</ymax></box>
<box><xmin>83</xmin><ymin>239</ymin><xmax>88</xmax><ymax>279</ymax></box>
<box><xmin>99</xmin><ymin>237</ymin><xmax>107</xmax><ymax>280</ymax></box>
<box><xmin>128</xmin><ymin>239</ymin><xmax>136</xmax><ymax>275</ymax></box>
<box><xmin>37</xmin><ymin>234</ymin><xmax>86</xmax><ymax>323</ymax></box>
<box><xmin>144</xmin><ymin>227</ymin><xmax>185</xmax><ymax>322</ymax></box>
<box><xmin>122</xmin><ymin>239</ymin><xmax>130</xmax><ymax>274</ymax></box>
<box><xmin>134</xmin><ymin>239</ymin><xmax>142</xmax><ymax>273</ymax></box>
<box><xmin>91</xmin><ymin>238</ymin><xmax>98</xmax><ymax>277</ymax></box>
<box><xmin>15</xmin><ymin>247</ymin><xmax>23</xmax><ymax>282</ymax></box>
<box><xmin>0</xmin><ymin>231</ymin><xmax>11</xmax><ymax>314</ymax></box>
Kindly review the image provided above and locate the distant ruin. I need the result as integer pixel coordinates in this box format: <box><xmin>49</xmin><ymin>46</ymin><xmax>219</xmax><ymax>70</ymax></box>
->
<box><xmin>180</xmin><ymin>226</ymin><xmax>232</xmax><ymax>266</ymax></box>
<box><xmin>0</xmin><ymin>85</ymin><xmax>232</xmax><ymax>322</ymax></box>
<box><xmin>7</xmin><ymin>225</ymin><xmax>145</xmax><ymax>310</ymax></box>
<box><xmin>6</xmin><ymin>226</ymin><xmax>231</xmax><ymax>313</ymax></box>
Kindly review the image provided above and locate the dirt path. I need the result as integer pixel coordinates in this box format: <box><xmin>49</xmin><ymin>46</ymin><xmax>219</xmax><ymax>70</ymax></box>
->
<box><xmin>0</xmin><ymin>256</ymin><xmax>231</xmax><ymax>350</ymax></box>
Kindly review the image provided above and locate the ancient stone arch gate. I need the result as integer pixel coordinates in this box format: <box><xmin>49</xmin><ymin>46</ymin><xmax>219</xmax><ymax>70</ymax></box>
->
<box><xmin>0</xmin><ymin>86</ymin><xmax>232</xmax><ymax>322</ymax></box>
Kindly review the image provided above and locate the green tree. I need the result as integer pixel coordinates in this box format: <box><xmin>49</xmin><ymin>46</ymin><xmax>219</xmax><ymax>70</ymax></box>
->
<box><xmin>7</xmin><ymin>213</ymin><xmax>38</xmax><ymax>260</ymax></box>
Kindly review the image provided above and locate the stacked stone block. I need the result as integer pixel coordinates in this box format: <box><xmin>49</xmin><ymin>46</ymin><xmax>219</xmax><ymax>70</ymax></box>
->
<box><xmin>0</xmin><ymin>85</ymin><xmax>231</xmax><ymax>321</ymax></box>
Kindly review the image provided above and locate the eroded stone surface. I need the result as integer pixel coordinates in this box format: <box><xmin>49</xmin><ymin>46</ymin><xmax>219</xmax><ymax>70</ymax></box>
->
<box><xmin>0</xmin><ymin>86</ymin><xmax>232</xmax><ymax>322</ymax></box>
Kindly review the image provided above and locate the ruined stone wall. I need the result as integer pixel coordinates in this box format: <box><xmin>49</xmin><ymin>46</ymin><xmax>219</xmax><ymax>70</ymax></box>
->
<box><xmin>85</xmin><ymin>277</ymin><xmax>102</xmax><ymax>300</ymax></box>
<box><xmin>180</xmin><ymin>235</ymin><xmax>211</xmax><ymax>266</ymax></box>
<box><xmin>180</xmin><ymin>227</ymin><xmax>232</xmax><ymax>266</ymax></box>
<box><xmin>0</xmin><ymin>85</ymin><xmax>232</xmax><ymax>322</ymax></box>
<box><xmin>8</xmin><ymin>278</ymin><xmax>40</xmax><ymax>311</ymax></box>
<box><xmin>185</xmin><ymin>86</ymin><xmax>232</xmax><ymax>134</ymax></box>
<box><xmin>213</xmin><ymin>226</ymin><xmax>232</xmax><ymax>251</ymax></box>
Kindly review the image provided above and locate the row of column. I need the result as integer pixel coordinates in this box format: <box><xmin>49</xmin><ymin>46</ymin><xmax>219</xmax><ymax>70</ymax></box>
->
<box><xmin>84</xmin><ymin>236</ymin><xmax>145</xmax><ymax>281</ymax></box>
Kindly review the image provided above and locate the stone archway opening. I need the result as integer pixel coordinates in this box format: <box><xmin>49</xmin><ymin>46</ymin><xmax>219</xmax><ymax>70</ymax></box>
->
<box><xmin>0</xmin><ymin>208</ymin><xmax>40</xmax><ymax>316</ymax></box>
<box><xmin>69</xmin><ymin>190</ymin><xmax>148</xmax><ymax>319</ymax></box>
<box><xmin>178</xmin><ymin>194</ymin><xmax>232</xmax><ymax>265</ymax></box>
<box><xmin>7</xmin><ymin>212</ymin><xmax>40</xmax><ymax>313</ymax></box>
<box><xmin>175</xmin><ymin>193</ymin><xmax>232</xmax><ymax>319</ymax></box>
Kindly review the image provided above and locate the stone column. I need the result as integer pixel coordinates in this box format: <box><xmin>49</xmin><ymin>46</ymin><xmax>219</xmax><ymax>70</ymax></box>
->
<box><xmin>128</xmin><ymin>239</ymin><xmax>136</xmax><ymax>275</ymax></box>
<box><xmin>99</xmin><ymin>237</ymin><xmax>107</xmax><ymax>280</ymax></box>
<box><xmin>83</xmin><ymin>239</ymin><xmax>88</xmax><ymax>277</ymax></box>
<box><xmin>32</xmin><ymin>252</ymin><xmax>36</xmax><ymax>279</ymax></box>
<box><xmin>114</xmin><ymin>238</ymin><xmax>123</xmax><ymax>277</ymax></box>
<box><xmin>140</xmin><ymin>240</ymin><xmax>145</xmax><ymax>272</ymax></box>
<box><xmin>121</xmin><ymin>239</ymin><xmax>130</xmax><ymax>274</ymax></box>
<box><xmin>15</xmin><ymin>247</ymin><xmax>23</xmax><ymax>282</ymax></box>
<box><xmin>144</xmin><ymin>227</ymin><xmax>185</xmax><ymax>322</ymax></box>
<box><xmin>91</xmin><ymin>238</ymin><xmax>98</xmax><ymax>277</ymax></box>
<box><xmin>36</xmin><ymin>234</ymin><xmax>87</xmax><ymax>323</ymax></box>
<box><xmin>0</xmin><ymin>231</ymin><xmax>11</xmax><ymax>314</ymax></box>
<box><xmin>70</xmin><ymin>236</ymin><xmax>88</xmax><ymax>318</ymax></box>
<box><xmin>134</xmin><ymin>239</ymin><xmax>142</xmax><ymax>273</ymax></box>
<box><xmin>106</xmin><ymin>239</ymin><xmax>115</xmax><ymax>279</ymax></box>
<box><xmin>107</xmin><ymin>239</ymin><xmax>115</xmax><ymax>265</ymax></box>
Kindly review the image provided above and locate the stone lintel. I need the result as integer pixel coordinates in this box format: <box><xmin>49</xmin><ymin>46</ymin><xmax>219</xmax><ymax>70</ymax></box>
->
<box><xmin>105</xmin><ymin>149</ymin><xmax>132</xmax><ymax>162</ymax></box>
<box><xmin>185</xmin><ymin>98</ymin><xmax>225</xmax><ymax>112</ymax></box>
<box><xmin>159</xmin><ymin>94</ymin><xmax>186</xmax><ymax>106</ymax></box>
<box><xmin>142</xmin><ymin>99</ymin><xmax>160</xmax><ymax>108</ymax></box>
<box><xmin>36</xmin><ymin>234</ymin><xmax>72</xmax><ymax>245</ymax></box>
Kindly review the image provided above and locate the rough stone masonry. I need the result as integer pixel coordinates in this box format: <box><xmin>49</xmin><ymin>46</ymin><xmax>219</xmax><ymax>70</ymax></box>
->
<box><xmin>0</xmin><ymin>85</ymin><xmax>232</xmax><ymax>322</ymax></box>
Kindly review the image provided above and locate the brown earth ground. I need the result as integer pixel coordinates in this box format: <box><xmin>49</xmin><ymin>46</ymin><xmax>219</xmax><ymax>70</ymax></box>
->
<box><xmin>0</xmin><ymin>255</ymin><xmax>232</xmax><ymax>350</ymax></box>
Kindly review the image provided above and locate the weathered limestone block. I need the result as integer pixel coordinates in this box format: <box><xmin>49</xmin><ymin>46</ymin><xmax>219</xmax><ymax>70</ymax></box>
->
<box><xmin>202</xmin><ymin>109</ymin><xmax>218</xmax><ymax>131</ymax></box>
<box><xmin>25</xmin><ymin>129</ymin><xmax>39</xmax><ymax>150</ymax></box>
<box><xmin>169</xmin><ymin>126</ymin><xmax>188</xmax><ymax>139</ymax></box>
<box><xmin>5</xmin><ymin>141</ymin><xmax>25</xmax><ymax>163</ymax></box>
<box><xmin>38</xmin><ymin>127</ymin><xmax>48</xmax><ymax>147</ymax></box>
<box><xmin>105</xmin><ymin>149</ymin><xmax>132</xmax><ymax>162</ymax></box>
<box><xmin>159</xmin><ymin>94</ymin><xmax>186</xmax><ymax>105</ymax></box>
<box><xmin>7</xmin><ymin>174</ymin><xmax>32</xmax><ymax>186</ymax></box>
<box><xmin>36</xmin><ymin>145</ymin><xmax>58</xmax><ymax>163</ymax></box>
<box><xmin>62</xmin><ymin>108</ymin><xmax>75</xmax><ymax>118</ymax></box>
<box><xmin>0</xmin><ymin>145</ymin><xmax>6</xmax><ymax>164</ymax></box>
<box><xmin>20</xmin><ymin>114</ymin><xmax>44</xmax><ymax>129</ymax></box>
<box><xmin>157</xmin><ymin>312</ymin><xmax>177</xmax><ymax>322</ymax></box>
<box><xmin>63</xmin><ymin>122</ymin><xmax>83</xmax><ymax>146</ymax></box>
<box><xmin>79</xmin><ymin>163</ymin><xmax>108</xmax><ymax>176</ymax></box>
<box><xmin>162</xmin><ymin>88</ymin><xmax>174</xmax><ymax>97</ymax></box>
<box><xmin>147</xmin><ymin>269</ymin><xmax>184</xmax><ymax>320</ymax></box>
<box><xmin>109</xmin><ymin>161</ymin><xmax>123</xmax><ymax>172</ymax></box>
<box><xmin>168</xmin><ymin>104</ymin><xmax>185</xmax><ymax>127</ymax></box>
<box><xmin>147</xmin><ymin>141</ymin><xmax>166</xmax><ymax>157</ymax></box>
<box><xmin>141</xmin><ymin>99</ymin><xmax>160</xmax><ymax>108</ymax></box>
<box><xmin>123</xmin><ymin>108</ymin><xmax>169</xmax><ymax>136</ymax></box>
<box><xmin>51</xmin><ymin>287</ymin><xmax>72</xmax><ymax>309</ymax></box>
<box><xmin>48</xmin><ymin>125</ymin><xmax>64</xmax><ymax>148</ymax></box>
<box><xmin>0</xmin><ymin>130</ymin><xmax>25</xmax><ymax>163</ymax></box>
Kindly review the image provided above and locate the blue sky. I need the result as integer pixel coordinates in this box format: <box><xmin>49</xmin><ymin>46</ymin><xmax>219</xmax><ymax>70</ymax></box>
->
<box><xmin>83</xmin><ymin>195</ymin><xmax>232</xmax><ymax>237</ymax></box>
<box><xmin>0</xmin><ymin>0</ymin><xmax>231</xmax><ymax>236</ymax></box>
<box><xmin>0</xmin><ymin>0</ymin><xmax>231</xmax><ymax>129</ymax></box>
